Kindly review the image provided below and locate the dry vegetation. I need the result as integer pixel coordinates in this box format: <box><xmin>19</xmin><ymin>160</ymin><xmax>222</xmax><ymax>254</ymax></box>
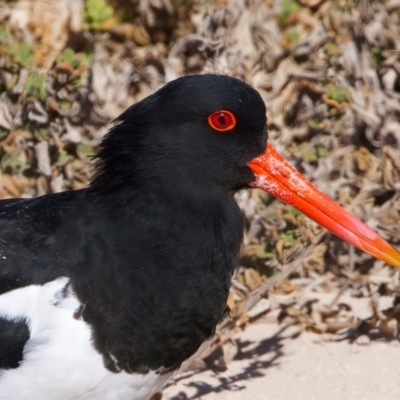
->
<box><xmin>1</xmin><ymin>0</ymin><xmax>400</xmax><ymax>377</ymax></box>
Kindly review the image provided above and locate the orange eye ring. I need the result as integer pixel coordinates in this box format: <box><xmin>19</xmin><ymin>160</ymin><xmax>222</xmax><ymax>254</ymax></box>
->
<box><xmin>207</xmin><ymin>110</ymin><xmax>237</xmax><ymax>132</ymax></box>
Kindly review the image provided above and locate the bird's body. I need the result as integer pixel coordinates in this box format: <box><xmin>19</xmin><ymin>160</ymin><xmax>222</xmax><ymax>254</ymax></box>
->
<box><xmin>0</xmin><ymin>75</ymin><xmax>264</xmax><ymax>399</ymax></box>
<box><xmin>0</xmin><ymin>74</ymin><xmax>399</xmax><ymax>400</ymax></box>
<box><xmin>0</xmin><ymin>172</ymin><xmax>242</xmax><ymax>399</ymax></box>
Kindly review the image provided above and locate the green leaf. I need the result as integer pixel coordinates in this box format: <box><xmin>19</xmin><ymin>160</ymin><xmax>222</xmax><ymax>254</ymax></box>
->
<box><xmin>57</xmin><ymin>149</ymin><xmax>68</xmax><ymax>163</ymax></box>
<box><xmin>13</xmin><ymin>42</ymin><xmax>33</xmax><ymax>67</ymax></box>
<box><xmin>305</xmin><ymin>147</ymin><xmax>317</xmax><ymax>162</ymax></box>
<box><xmin>255</xmin><ymin>245</ymin><xmax>274</xmax><ymax>259</ymax></box>
<box><xmin>325</xmin><ymin>84</ymin><xmax>351</xmax><ymax>104</ymax></box>
<box><xmin>35</xmin><ymin>128</ymin><xmax>49</xmax><ymax>141</ymax></box>
<box><xmin>323</xmin><ymin>43</ymin><xmax>339</xmax><ymax>57</ymax></box>
<box><xmin>370</xmin><ymin>47</ymin><xmax>384</xmax><ymax>66</ymax></box>
<box><xmin>77</xmin><ymin>144</ymin><xmax>95</xmax><ymax>157</ymax></box>
<box><xmin>84</xmin><ymin>0</ymin><xmax>114</xmax><ymax>28</ymax></box>
<box><xmin>0</xmin><ymin>26</ymin><xmax>9</xmax><ymax>45</ymax></box>
<box><xmin>286</xmin><ymin>29</ymin><xmax>301</xmax><ymax>44</ymax></box>
<box><xmin>24</xmin><ymin>72</ymin><xmax>47</xmax><ymax>100</ymax></box>
<box><xmin>57</xmin><ymin>48</ymin><xmax>78</xmax><ymax>67</ymax></box>
<box><xmin>71</xmin><ymin>76</ymin><xmax>83</xmax><ymax>88</ymax></box>
<box><xmin>317</xmin><ymin>146</ymin><xmax>331</xmax><ymax>158</ymax></box>
<box><xmin>277</xmin><ymin>0</ymin><xmax>301</xmax><ymax>26</ymax></box>
<box><xmin>57</xmin><ymin>48</ymin><xmax>91</xmax><ymax>69</ymax></box>
<box><xmin>287</xmin><ymin>207</ymin><xmax>302</xmax><ymax>218</ymax></box>
<box><xmin>279</xmin><ymin>230</ymin><xmax>296</xmax><ymax>246</ymax></box>
<box><xmin>1</xmin><ymin>151</ymin><xmax>24</xmax><ymax>175</ymax></box>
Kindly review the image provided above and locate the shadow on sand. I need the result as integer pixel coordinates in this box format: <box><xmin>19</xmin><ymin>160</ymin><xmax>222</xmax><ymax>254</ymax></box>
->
<box><xmin>167</xmin><ymin>325</ymin><xmax>299</xmax><ymax>400</ymax></box>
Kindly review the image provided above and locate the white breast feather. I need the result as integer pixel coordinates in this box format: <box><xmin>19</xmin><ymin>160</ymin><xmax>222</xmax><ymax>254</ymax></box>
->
<box><xmin>0</xmin><ymin>277</ymin><xmax>171</xmax><ymax>400</ymax></box>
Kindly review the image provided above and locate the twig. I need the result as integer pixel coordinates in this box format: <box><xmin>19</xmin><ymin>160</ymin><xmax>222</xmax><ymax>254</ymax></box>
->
<box><xmin>242</xmin><ymin>231</ymin><xmax>327</xmax><ymax>312</ymax></box>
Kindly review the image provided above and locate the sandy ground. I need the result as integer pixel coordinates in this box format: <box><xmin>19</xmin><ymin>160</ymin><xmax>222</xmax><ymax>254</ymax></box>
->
<box><xmin>163</xmin><ymin>295</ymin><xmax>400</xmax><ymax>400</ymax></box>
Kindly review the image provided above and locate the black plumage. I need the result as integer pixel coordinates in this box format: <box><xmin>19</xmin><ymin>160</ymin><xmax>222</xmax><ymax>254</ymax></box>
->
<box><xmin>0</xmin><ymin>318</ymin><xmax>30</xmax><ymax>369</ymax></box>
<box><xmin>0</xmin><ymin>75</ymin><xmax>267</xmax><ymax>373</ymax></box>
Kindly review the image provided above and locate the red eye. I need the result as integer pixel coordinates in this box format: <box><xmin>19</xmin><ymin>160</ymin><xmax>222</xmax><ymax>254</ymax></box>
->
<box><xmin>207</xmin><ymin>110</ymin><xmax>237</xmax><ymax>132</ymax></box>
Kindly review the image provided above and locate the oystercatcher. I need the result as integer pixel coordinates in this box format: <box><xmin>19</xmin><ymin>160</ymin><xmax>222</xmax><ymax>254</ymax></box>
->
<box><xmin>0</xmin><ymin>74</ymin><xmax>399</xmax><ymax>400</ymax></box>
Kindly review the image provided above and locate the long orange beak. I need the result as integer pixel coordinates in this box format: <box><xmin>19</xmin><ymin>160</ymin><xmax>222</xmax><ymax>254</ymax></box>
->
<box><xmin>247</xmin><ymin>142</ymin><xmax>400</xmax><ymax>268</ymax></box>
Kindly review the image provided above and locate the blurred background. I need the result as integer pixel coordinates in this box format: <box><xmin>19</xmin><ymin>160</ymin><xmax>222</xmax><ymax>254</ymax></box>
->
<box><xmin>1</xmin><ymin>0</ymin><xmax>400</xmax><ymax>391</ymax></box>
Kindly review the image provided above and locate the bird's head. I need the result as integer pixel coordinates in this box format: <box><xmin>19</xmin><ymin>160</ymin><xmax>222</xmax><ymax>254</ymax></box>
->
<box><xmin>92</xmin><ymin>74</ymin><xmax>400</xmax><ymax>268</ymax></box>
<box><xmin>94</xmin><ymin>74</ymin><xmax>267</xmax><ymax>193</ymax></box>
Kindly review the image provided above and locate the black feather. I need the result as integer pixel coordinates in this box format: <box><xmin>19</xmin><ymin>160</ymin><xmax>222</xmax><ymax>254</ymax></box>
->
<box><xmin>0</xmin><ymin>318</ymin><xmax>30</xmax><ymax>369</ymax></box>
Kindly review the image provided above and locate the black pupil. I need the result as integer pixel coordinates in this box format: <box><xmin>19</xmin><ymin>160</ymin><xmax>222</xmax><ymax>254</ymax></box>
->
<box><xmin>218</xmin><ymin>114</ymin><xmax>227</xmax><ymax>126</ymax></box>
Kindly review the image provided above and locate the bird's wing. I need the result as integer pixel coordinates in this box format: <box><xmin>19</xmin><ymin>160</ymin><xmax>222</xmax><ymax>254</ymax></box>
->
<box><xmin>0</xmin><ymin>191</ymin><xmax>88</xmax><ymax>295</ymax></box>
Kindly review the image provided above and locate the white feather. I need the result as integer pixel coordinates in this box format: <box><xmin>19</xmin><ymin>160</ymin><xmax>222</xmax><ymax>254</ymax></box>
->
<box><xmin>0</xmin><ymin>278</ymin><xmax>171</xmax><ymax>400</ymax></box>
